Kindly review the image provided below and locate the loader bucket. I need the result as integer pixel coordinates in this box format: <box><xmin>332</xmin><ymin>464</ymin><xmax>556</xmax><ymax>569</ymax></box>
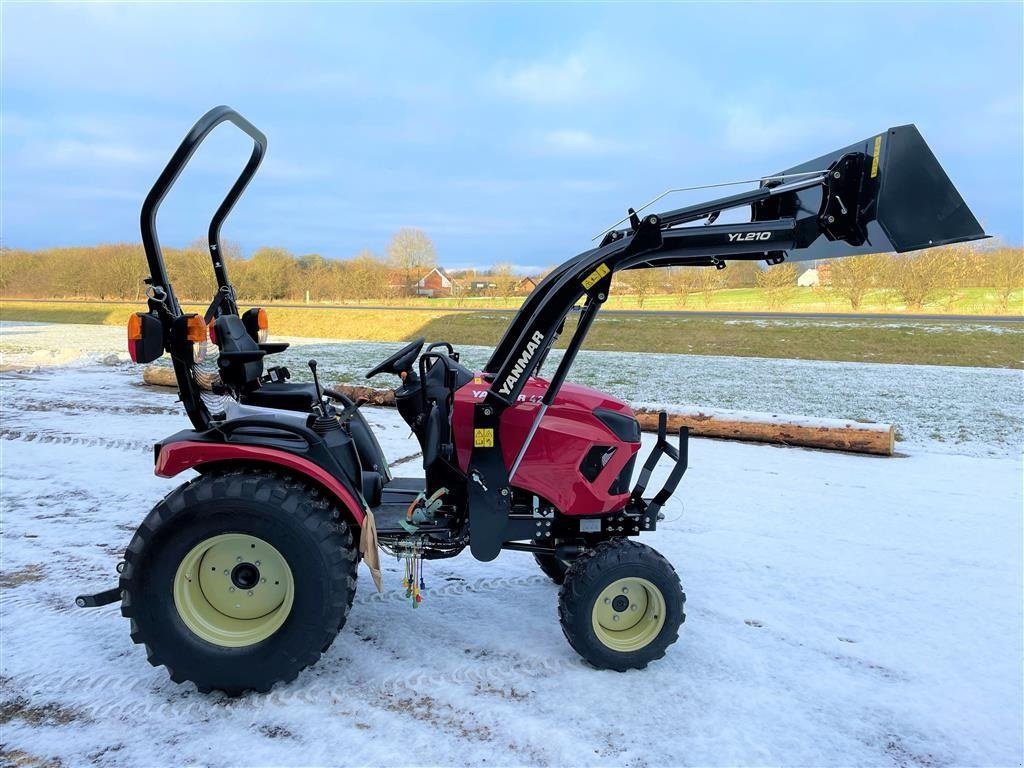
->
<box><xmin>755</xmin><ymin>124</ymin><xmax>987</xmax><ymax>261</ymax></box>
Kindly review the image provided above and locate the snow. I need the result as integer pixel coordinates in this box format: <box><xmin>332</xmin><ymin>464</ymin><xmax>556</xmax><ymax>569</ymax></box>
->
<box><xmin>2</xmin><ymin>321</ymin><xmax>1022</xmax><ymax>457</ymax></box>
<box><xmin>1</xmin><ymin>325</ymin><xmax>1022</xmax><ymax>766</ymax></box>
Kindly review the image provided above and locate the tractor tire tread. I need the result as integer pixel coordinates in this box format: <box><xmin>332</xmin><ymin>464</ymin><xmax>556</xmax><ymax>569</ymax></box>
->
<box><xmin>119</xmin><ymin>468</ymin><xmax>359</xmax><ymax>696</ymax></box>
<box><xmin>557</xmin><ymin>539</ymin><xmax>684</xmax><ymax>672</ymax></box>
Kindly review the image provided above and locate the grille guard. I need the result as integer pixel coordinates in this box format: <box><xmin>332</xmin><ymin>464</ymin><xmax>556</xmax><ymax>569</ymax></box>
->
<box><xmin>628</xmin><ymin>412</ymin><xmax>689</xmax><ymax>525</ymax></box>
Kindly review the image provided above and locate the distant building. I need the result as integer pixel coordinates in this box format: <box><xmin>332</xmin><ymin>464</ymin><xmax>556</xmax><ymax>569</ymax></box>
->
<box><xmin>797</xmin><ymin>268</ymin><xmax>819</xmax><ymax>287</ymax></box>
<box><xmin>416</xmin><ymin>267</ymin><xmax>460</xmax><ymax>297</ymax></box>
<box><xmin>514</xmin><ymin>276</ymin><xmax>539</xmax><ymax>294</ymax></box>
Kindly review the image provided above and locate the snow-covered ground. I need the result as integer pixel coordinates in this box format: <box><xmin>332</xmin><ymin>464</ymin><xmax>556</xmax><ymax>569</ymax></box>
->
<box><xmin>2</xmin><ymin>321</ymin><xmax>1022</xmax><ymax>457</ymax></box>
<box><xmin>1</xmin><ymin>324</ymin><xmax>1022</xmax><ymax>766</ymax></box>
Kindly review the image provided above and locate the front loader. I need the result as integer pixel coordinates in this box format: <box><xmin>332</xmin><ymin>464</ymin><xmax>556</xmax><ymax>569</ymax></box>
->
<box><xmin>77</xmin><ymin>106</ymin><xmax>986</xmax><ymax>694</ymax></box>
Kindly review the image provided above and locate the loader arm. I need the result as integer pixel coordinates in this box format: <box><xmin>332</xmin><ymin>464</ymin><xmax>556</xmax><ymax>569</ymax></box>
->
<box><xmin>466</xmin><ymin>124</ymin><xmax>986</xmax><ymax>561</ymax></box>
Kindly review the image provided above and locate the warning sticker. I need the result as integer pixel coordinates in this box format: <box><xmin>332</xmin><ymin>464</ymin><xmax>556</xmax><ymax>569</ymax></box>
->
<box><xmin>582</xmin><ymin>262</ymin><xmax>610</xmax><ymax>290</ymax></box>
<box><xmin>871</xmin><ymin>135</ymin><xmax>882</xmax><ymax>179</ymax></box>
<box><xmin>474</xmin><ymin>428</ymin><xmax>494</xmax><ymax>448</ymax></box>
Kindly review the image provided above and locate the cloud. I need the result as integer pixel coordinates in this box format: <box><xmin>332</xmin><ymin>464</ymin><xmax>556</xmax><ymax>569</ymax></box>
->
<box><xmin>534</xmin><ymin>129</ymin><xmax>627</xmax><ymax>156</ymax></box>
<box><xmin>721</xmin><ymin>107</ymin><xmax>852</xmax><ymax>155</ymax></box>
<box><xmin>31</xmin><ymin>138</ymin><xmax>159</xmax><ymax>168</ymax></box>
<box><xmin>492</xmin><ymin>54</ymin><xmax>590</xmax><ymax>103</ymax></box>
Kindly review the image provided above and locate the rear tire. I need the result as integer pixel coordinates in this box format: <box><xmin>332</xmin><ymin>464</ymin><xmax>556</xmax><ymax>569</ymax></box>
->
<box><xmin>120</xmin><ymin>469</ymin><xmax>358</xmax><ymax>695</ymax></box>
<box><xmin>558</xmin><ymin>539</ymin><xmax>684</xmax><ymax>671</ymax></box>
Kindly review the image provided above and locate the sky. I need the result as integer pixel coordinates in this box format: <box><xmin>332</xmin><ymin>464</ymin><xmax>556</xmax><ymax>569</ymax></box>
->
<box><xmin>2</xmin><ymin>2</ymin><xmax>1021</xmax><ymax>272</ymax></box>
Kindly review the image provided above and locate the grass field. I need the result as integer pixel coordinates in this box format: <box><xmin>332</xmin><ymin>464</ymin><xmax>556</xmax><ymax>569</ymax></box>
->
<box><xmin>393</xmin><ymin>286</ymin><xmax>1024</xmax><ymax>315</ymax></box>
<box><xmin>2</xmin><ymin>299</ymin><xmax>1021</xmax><ymax>368</ymax></box>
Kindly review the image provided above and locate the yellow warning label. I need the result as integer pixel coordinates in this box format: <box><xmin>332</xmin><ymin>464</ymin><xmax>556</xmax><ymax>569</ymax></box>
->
<box><xmin>871</xmin><ymin>135</ymin><xmax>882</xmax><ymax>179</ymax></box>
<box><xmin>473</xmin><ymin>376</ymin><xmax>483</xmax><ymax>384</ymax></box>
<box><xmin>582</xmin><ymin>262</ymin><xmax>610</xmax><ymax>290</ymax></box>
<box><xmin>474</xmin><ymin>428</ymin><xmax>494</xmax><ymax>448</ymax></box>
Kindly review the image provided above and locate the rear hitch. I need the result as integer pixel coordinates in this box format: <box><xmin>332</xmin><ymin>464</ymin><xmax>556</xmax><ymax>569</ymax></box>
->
<box><xmin>75</xmin><ymin>587</ymin><xmax>122</xmax><ymax>608</ymax></box>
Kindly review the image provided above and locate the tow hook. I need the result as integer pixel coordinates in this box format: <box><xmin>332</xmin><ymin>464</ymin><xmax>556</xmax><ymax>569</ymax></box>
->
<box><xmin>75</xmin><ymin>587</ymin><xmax>122</xmax><ymax>608</ymax></box>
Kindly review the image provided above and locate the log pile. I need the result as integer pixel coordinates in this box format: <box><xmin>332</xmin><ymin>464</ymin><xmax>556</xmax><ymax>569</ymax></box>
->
<box><xmin>142</xmin><ymin>368</ymin><xmax>894</xmax><ymax>455</ymax></box>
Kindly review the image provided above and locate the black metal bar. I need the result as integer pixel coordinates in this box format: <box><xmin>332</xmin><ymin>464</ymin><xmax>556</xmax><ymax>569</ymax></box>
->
<box><xmin>542</xmin><ymin>296</ymin><xmax>602</xmax><ymax>407</ymax></box>
<box><xmin>141</xmin><ymin>105</ymin><xmax>267</xmax><ymax>314</ymax></box>
<box><xmin>75</xmin><ymin>587</ymin><xmax>121</xmax><ymax>608</ymax></box>
<box><xmin>501</xmin><ymin>541</ymin><xmax>558</xmax><ymax>555</ymax></box>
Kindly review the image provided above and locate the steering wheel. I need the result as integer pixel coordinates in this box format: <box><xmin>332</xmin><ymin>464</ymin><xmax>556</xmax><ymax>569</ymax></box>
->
<box><xmin>365</xmin><ymin>338</ymin><xmax>425</xmax><ymax>379</ymax></box>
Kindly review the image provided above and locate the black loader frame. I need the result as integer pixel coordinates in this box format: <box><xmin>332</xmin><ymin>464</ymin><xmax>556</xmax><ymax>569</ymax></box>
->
<box><xmin>465</xmin><ymin>125</ymin><xmax>985</xmax><ymax>560</ymax></box>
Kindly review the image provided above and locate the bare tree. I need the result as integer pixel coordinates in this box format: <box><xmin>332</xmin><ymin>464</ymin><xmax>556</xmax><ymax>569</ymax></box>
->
<box><xmin>889</xmin><ymin>250</ymin><xmax>951</xmax><ymax>310</ymax></box>
<box><xmin>387</xmin><ymin>228</ymin><xmax>436</xmax><ymax>296</ymax></box>
<box><xmin>667</xmin><ymin>267</ymin><xmax>699</xmax><ymax>308</ymax></box>
<box><xmin>756</xmin><ymin>263</ymin><xmax>797</xmax><ymax>310</ymax></box>
<box><xmin>829</xmin><ymin>255</ymin><xmax>877</xmax><ymax>310</ymax></box>
<box><xmin>989</xmin><ymin>248</ymin><xmax>1024</xmax><ymax>312</ymax></box>
<box><xmin>245</xmin><ymin>247</ymin><xmax>295</xmax><ymax>301</ymax></box>
<box><xmin>696</xmin><ymin>266</ymin><xmax>727</xmax><ymax>307</ymax></box>
<box><xmin>296</xmin><ymin>254</ymin><xmax>331</xmax><ymax>302</ymax></box>
<box><xmin>722</xmin><ymin>260</ymin><xmax>760</xmax><ymax>289</ymax></box>
<box><xmin>628</xmin><ymin>269</ymin><xmax>661</xmax><ymax>309</ymax></box>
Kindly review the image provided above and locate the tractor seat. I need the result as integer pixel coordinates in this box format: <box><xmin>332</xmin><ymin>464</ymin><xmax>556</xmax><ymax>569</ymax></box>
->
<box><xmin>243</xmin><ymin>381</ymin><xmax>320</xmax><ymax>412</ymax></box>
<box><xmin>213</xmin><ymin>315</ymin><xmax>300</xmax><ymax>405</ymax></box>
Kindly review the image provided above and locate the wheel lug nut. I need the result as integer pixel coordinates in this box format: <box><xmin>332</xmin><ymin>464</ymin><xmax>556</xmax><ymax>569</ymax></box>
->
<box><xmin>247</xmin><ymin>590</ymin><xmax>254</xmax><ymax>596</ymax></box>
<box><xmin>229</xmin><ymin>586</ymin><xmax>235</xmax><ymax>592</ymax></box>
<box><xmin>261</xmin><ymin>578</ymin><xmax>267</xmax><ymax>584</ymax></box>
<box><xmin>254</xmin><ymin>561</ymin><xmax>261</xmax><ymax>567</ymax></box>
<box><xmin>236</xmin><ymin>556</ymin><xmax>242</xmax><ymax>562</ymax></box>
<box><xmin>604</xmin><ymin>598</ymin><xmax>611</xmax><ymax>604</ymax></box>
<box><xmin>223</xmin><ymin>569</ymin><xmax>229</xmax><ymax>576</ymax></box>
<box><xmin>631</xmin><ymin>605</ymin><xmax>638</xmax><ymax>611</ymax></box>
<box><xmin>612</xmin><ymin>615</ymin><xmax>619</xmax><ymax>622</ymax></box>
<box><xmin>622</xmin><ymin>587</ymin><xmax>628</xmax><ymax>594</ymax></box>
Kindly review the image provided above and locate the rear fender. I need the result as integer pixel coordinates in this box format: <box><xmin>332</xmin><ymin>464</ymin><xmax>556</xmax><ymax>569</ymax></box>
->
<box><xmin>155</xmin><ymin>441</ymin><xmax>366</xmax><ymax>526</ymax></box>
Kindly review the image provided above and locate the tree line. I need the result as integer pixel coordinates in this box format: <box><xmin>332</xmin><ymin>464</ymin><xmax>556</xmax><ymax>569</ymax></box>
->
<box><xmin>1</xmin><ymin>230</ymin><xmax>1020</xmax><ymax>311</ymax></box>
<box><xmin>613</xmin><ymin>245</ymin><xmax>1022</xmax><ymax>311</ymax></box>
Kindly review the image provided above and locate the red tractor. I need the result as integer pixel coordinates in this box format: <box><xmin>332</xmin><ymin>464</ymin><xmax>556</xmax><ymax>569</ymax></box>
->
<box><xmin>77</xmin><ymin>107</ymin><xmax>985</xmax><ymax>695</ymax></box>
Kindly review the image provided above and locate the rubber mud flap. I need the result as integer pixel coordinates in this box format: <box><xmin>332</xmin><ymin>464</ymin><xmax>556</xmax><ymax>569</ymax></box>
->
<box><xmin>467</xmin><ymin>403</ymin><xmax>508</xmax><ymax>562</ymax></box>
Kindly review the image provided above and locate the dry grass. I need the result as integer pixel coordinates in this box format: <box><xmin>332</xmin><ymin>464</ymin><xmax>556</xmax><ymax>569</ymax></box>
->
<box><xmin>2</xmin><ymin>300</ymin><xmax>1021</xmax><ymax>368</ymax></box>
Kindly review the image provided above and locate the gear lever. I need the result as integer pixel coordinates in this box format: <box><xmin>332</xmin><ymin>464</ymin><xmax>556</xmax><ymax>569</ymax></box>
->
<box><xmin>308</xmin><ymin>359</ymin><xmax>327</xmax><ymax>416</ymax></box>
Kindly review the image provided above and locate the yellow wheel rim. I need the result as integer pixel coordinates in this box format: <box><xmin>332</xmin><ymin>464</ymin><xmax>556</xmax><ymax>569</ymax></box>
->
<box><xmin>173</xmin><ymin>533</ymin><xmax>294</xmax><ymax>648</ymax></box>
<box><xmin>591</xmin><ymin>577</ymin><xmax>666</xmax><ymax>653</ymax></box>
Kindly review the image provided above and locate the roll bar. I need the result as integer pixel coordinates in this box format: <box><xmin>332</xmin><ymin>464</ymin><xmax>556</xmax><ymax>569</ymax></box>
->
<box><xmin>140</xmin><ymin>105</ymin><xmax>267</xmax><ymax>317</ymax></box>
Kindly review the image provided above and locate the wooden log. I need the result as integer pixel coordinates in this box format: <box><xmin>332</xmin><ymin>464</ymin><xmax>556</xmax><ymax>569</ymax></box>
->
<box><xmin>141</xmin><ymin>375</ymin><xmax>893</xmax><ymax>455</ymax></box>
<box><xmin>331</xmin><ymin>385</ymin><xmax>395</xmax><ymax>407</ymax></box>
<box><xmin>634</xmin><ymin>407</ymin><xmax>894</xmax><ymax>456</ymax></box>
<box><xmin>320</xmin><ymin>383</ymin><xmax>894</xmax><ymax>456</ymax></box>
<box><xmin>142</xmin><ymin>366</ymin><xmax>179</xmax><ymax>388</ymax></box>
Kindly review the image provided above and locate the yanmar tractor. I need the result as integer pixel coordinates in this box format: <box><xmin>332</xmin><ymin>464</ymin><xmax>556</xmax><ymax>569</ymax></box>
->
<box><xmin>77</xmin><ymin>106</ymin><xmax>985</xmax><ymax>695</ymax></box>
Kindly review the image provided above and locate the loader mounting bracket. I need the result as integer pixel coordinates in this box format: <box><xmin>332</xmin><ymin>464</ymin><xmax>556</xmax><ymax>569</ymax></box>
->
<box><xmin>818</xmin><ymin>152</ymin><xmax>871</xmax><ymax>246</ymax></box>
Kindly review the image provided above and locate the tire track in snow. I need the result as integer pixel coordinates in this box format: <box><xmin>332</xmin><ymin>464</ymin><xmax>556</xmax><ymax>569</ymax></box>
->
<box><xmin>0</xmin><ymin>429</ymin><xmax>150</xmax><ymax>453</ymax></box>
<box><xmin>8</xmin><ymin>650</ymin><xmax>580</xmax><ymax>719</ymax></box>
<box><xmin>12</xmin><ymin>401</ymin><xmax>181</xmax><ymax>417</ymax></box>
<box><xmin>355</xmin><ymin>573</ymin><xmax>550</xmax><ymax>604</ymax></box>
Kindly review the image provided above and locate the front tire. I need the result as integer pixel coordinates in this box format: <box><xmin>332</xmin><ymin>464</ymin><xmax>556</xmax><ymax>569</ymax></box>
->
<box><xmin>120</xmin><ymin>469</ymin><xmax>358</xmax><ymax>695</ymax></box>
<box><xmin>558</xmin><ymin>539</ymin><xmax>684</xmax><ymax>671</ymax></box>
